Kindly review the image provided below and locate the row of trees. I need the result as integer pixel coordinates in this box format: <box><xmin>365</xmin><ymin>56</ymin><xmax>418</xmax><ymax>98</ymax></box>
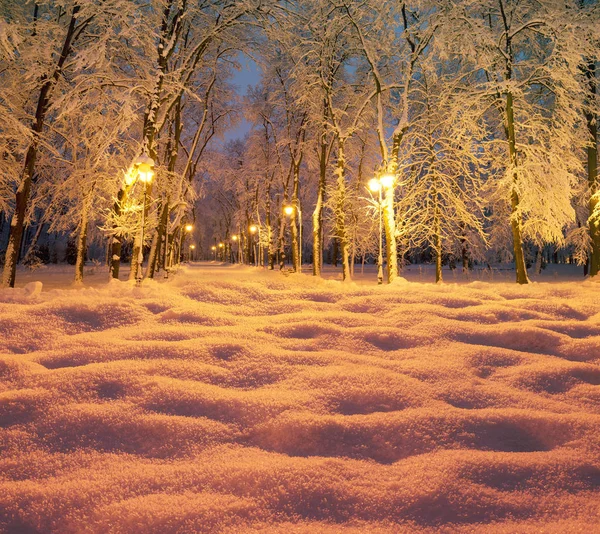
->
<box><xmin>1</xmin><ymin>0</ymin><xmax>599</xmax><ymax>286</ymax></box>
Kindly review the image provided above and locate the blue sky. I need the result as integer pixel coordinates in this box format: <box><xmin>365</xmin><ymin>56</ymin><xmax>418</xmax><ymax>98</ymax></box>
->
<box><xmin>223</xmin><ymin>55</ymin><xmax>261</xmax><ymax>142</ymax></box>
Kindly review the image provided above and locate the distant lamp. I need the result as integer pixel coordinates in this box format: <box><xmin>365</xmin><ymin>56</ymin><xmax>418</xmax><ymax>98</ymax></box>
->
<box><xmin>249</xmin><ymin>225</ymin><xmax>257</xmax><ymax>234</ymax></box>
<box><xmin>284</xmin><ymin>205</ymin><xmax>294</xmax><ymax>216</ymax></box>
<box><xmin>211</xmin><ymin>246</ymin><xmax>216</xmax><ymax>251</ymax></box>
<box><xmin>231</xmin><ymin>235</ymin><xmax>238</xmax><ymax>241</ymax></box>
<box><xmin>189</xmin><ymin>244</ymin><xmax>196</xmax><ymax>250</ymax></box>
<box><xmin>218</xmin><ymin>242</ymin><xmax>224</xmax><ymax>248</ymax></box>
<box><xmin>185</xmin><ymin>224</ymin><xmax>193</xmax><ymax>232</ymax></box>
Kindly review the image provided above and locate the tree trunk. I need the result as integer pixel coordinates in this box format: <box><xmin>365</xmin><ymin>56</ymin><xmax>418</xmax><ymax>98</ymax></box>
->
<box><xmin>334</xmin><ymin>140</ymin><xmax>351</xmax><ymax>281</ymax></box>
<box><xmin>146</xmin><ymin>196</ymin><xmax>169</xmax><ymax>278</ymax></box>
<box><xmin>383</xmin><ymin>188</ymin><xmax>397</xmax><ymax>283</ymax></box>
<box><xmin>109</xmin><ymin>187</ymin><xmax>128</xmax><ymax>280</ymax></box>
<box><xmin>534</xmin><ymin>246</ymin><xmax>543</xmax><ymax>275</ymax></box>
<box><xmin>505</xmin><ymin>91</ymin><xmax>529</xmax><ymax>284</ymax></box>
<box><xmin>585</xmin><ymin>61</ymin><xmax>599</xmax><ymax>276</ymax></box>
<box><xmin>313</xmin><ymin>136</ymin><xmax>327</xmax><ymax>276</ymax></box>
<box><xmin>75</xmin><ymin>196</ymin><xmax>91</xmax><ymax>284</ymax></box>
<box><xmin>266</xmin><ymin>187</ymin><xmax>275</xmax><ymax>270</ymax></box>
<box><xmin>434</xmin><ymin>193</ymin><xmax>442</xmax><ymax>284</ymax></box>
<box><xmin>23</xmin><ymin>220</ymin><xmax>46</xmax><ymax>264</ymax></box>
<box><xmin>129</xmin><ymin>181</ymin><xmax>152</xmax><ymax>281</ymax></box>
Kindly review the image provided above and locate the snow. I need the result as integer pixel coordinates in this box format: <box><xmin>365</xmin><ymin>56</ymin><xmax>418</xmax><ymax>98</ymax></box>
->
<box><xmin>1</xmin><ymin>263</ymin><xmax>599</xmax><ymax>532</ymax></box>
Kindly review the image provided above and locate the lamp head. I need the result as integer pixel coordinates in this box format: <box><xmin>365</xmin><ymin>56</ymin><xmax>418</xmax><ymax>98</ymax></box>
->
<box><xmin>218</xmin><ymin>243</ymin><xmax>224</xmax><ymax>248</ymax></box>
<box><xmin>283</xmin><ymin>205</ymin><xmax>294</xmax><ymax>216</ymax></box>
<box><xmin>211</xmin><ymin>246</ymin><xmax>216</xmax><ymax>251</ymax></box>
<box><xmin>368</xmin><ymin>178</ymin><xmax>382</xmax><ymax>192</ymax></box>
<box><xmin>190</xmin><ymin>244</ymin><xmax>196</xmax><ymax>250</ymax></box>
<box><xmin>185</xmin><ymin>224</ymin><xmax>193</xmax><ymax>232</ymax></box>
<box><xmin>133</xmin><ymin>154</ymin><xmax>155</xmax><ymax>183</ymax></box>
<box><xmin>249</xmin><ymin>225</ymin><xmax>257</xmax><ymax>234</ymax></box>
<box><xmin>232</xmin><ymin>235</ymin><xmax>238</xmax><ymax>241</ymax></box>
<box><xmin>380</xmin><ymin>173</ymin><xmax>395</xmax><ymax>189</ymax></box>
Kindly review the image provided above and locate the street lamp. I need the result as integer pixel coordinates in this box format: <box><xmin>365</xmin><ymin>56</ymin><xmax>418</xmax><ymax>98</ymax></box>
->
<box><xmin>218</xmin><ymin>242</ymin><xmax>224</xmax><ymax>262</ymax></box>
<box><xmin>211</xmin><ymin>245</ymin><xmax>216</xmax><ymax>261</ymax></box>
<box><xmin>189</xmin><ymin>244</ymin><xmax>196</xmax><ymax>262</ymax></box>
<box><xmin>185</xmin><ymin>224</ymin><xmax>193</xmax><ymax>233</ymax></box>
<box><xmin>132</xmin><ymin>154</ymin><xmax>155</xmax><ymax>286</ymax></box>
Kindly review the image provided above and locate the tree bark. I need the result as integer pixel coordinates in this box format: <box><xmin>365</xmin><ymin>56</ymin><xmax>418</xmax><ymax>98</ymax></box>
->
<box><xmin>75</xmin><ymin>195</ymin><xmax>91</xmax><ymax>283</ymax></box>
<box><xmin>334</xmin><ymin>139</ymin><xmax>351</xmax><ymax>281</ymax></box>
<box><xmin>585</xmin><ymin>61</ymin><xmax>599</xmax><ymax>276</ymax></box>
<box><xmin>505</xmin><ymin>91</ymin><xmax>529</xmax><ymax>284</ymax></box>
<box><xmin>109</xmin><ymin>187</ymin><xmax>128</xmax><ymax>280</ymax></box>
<box><xmin>312</xmin><ymin>132</ymin><xmax>327</xmax><ymax>277</ymax></box>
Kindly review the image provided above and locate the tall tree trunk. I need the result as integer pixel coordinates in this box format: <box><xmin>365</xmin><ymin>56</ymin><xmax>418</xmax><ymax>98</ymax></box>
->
<box><xmin>109</xmin><ymin>188</ymin><xmax>128</xmax><ymax>280</ymax></box>
<box><xmin>383</xmin><ymin>187</ymin><xmax>397</xmax><ymax>283</ymax></box>
<box><xmin>266</xmin><ymin>185</ymin><xmax>275</xmax><ymax>270</ymax></box>
<box><xmin>585</xmin><ymin>61</ymin><xmax>599</xmax><ymax>276</ymax></box>
<box><xmin>433</xmin><ymin>183</ymin><xmax>442</xmax><ymax>283</ymax></box>
<box><xmin>129</xmin><ymin>181</ymin><xmax>152</xmax><ymax>281</ymax></box>
<box><xmin>434</xmin><ymin>222</ymin><xmax>442</xmax><ymax>284</ymax></box>
<box><xmin>1</xmin><ymin>5</ymin><xmax>82</xmax><ymax>287</ymax></box>
<box><xmin>505</xmin><ymin>91</ymin><xmax>529</xmax><ymax>284</ymax></box>
<box><xmin>23</xmin><ymin>220</ymin><xmax>45</xmax><ymax>264</ymax></box>
<box><xmin>334</xmin><ymin>139</ymin><xmax>351</xmax><ymax>281</ymax></box>
<box><xmin>460</xmin><ymin>225</ymin><xmax>469</xmax><ymax>273</ymax></box>
<box><xmin>534</xmin><ymin>246</ymin><xmax>543</xmax><ymax>275</ymax></box>
<box><xmin>278</xmin><ymin>206</ymin><xmax>286</xmax><ymax>270</ymax></box>
<box><xmin>290</xmin><ymin>162</ymin><xmax>301</xmax><ymax>273</ymax></box>
<box><xmin>146</xmin><ymin>196</ymin><xmax>169</xmax><ymax>278</ymax></box>
<box><xmin>75</xmin><ymin>194</ymin><xmax>92</xmax><ymax>283</ymax></box>
<box><xmin>312</xmin><ymin>133</ymin><xmax>327</xmax><ymax>277</ymax></box>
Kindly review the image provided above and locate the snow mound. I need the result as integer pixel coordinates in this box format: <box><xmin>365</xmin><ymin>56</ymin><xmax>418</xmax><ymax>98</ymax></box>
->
<box><xmin>1</xmin><ymin>263</ymin><xmax>599</xmax><ymax>532</ymax></box>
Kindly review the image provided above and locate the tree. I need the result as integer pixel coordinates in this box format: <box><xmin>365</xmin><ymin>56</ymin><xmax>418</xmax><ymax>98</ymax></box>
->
<box><xmin>445</xmin><ymin>0</ymin><xmax>588</xmax><ymax>283</ymax></box>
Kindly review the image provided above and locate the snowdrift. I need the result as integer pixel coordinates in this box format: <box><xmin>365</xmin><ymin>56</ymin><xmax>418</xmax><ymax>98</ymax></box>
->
<box><xmin>0</xmin><ymin>264</ymin><xmax>599</xmax><ymax>532</ymax></box>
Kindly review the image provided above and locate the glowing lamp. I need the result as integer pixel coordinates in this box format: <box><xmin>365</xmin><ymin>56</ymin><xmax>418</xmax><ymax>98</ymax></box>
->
<box><xmin>211</xmin><ymin>246</ymin><xmax>216</xmax><ymax>251</ymax></box>
<box><xmin>368</xmin><ymin>178</ymin><xmax>381</xmax><ymax>192</ymax></box>
<box><xmin>124</xmin><ymin>170</ymin><xmax>136</xmax><ymax>186</ymax></box>
<box><xmin>249</xmin><ymin>225</ymin><xmax>257</xmax><ymax>234</ymax></box>
<box><xmin>185</xmin><ymin>224</ymin><xmax>193</xmax><ymax>232</ymax></box>
<box><xmin>232</xmin><ymin>235</ymin><xmax>238</xmax><ymax>241</ymax></box>
<box><xmin>380</xmin><ymin>173</ymin><xmax>395</xmax><ymax>189</ymax></box>
<box><xmin>218</xmin><ymin>242</ymin><xmax>224</xmax><ymax>248</ymax></box>
<box><xmin>137</xmin><ymin>162</ymin><xmax>154</xmax><ymax>183</ymax></box>
<box><xmin>284</xmin><ymin>205</ymin><xmax>294</xmax><ymax>216</ymax></box>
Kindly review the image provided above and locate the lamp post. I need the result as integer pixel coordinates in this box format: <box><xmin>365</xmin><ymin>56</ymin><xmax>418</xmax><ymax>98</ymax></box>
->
<box><xmin>211</xmin><ymin>245</ymin><xmax>216</xmax><ymax>261</ymax></box>
<box><xmin>134</xmin><ymin>154</ymin><xmax>155</xmax><ymax>286</ymax></box>
<box><xmin>249</xmin><ymin>225</ymin><xmax>258</xmax><ymax>266</ymax></box>
<box><xmin>218</xmin><ymin>242</ymin><xmax>224</xmax><ymax>262</ymax></box>
<box><xmin>189</xmin><ymin>244</ymin><xmax>196</xmax><ymax>262</ymax></box>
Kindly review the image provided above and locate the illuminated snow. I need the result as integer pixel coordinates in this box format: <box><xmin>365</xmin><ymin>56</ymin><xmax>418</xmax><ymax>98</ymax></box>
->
<box><xmin>0</xmin><ymin>264</ymin><xmax>599</xmax><ymax>532</ymax></box>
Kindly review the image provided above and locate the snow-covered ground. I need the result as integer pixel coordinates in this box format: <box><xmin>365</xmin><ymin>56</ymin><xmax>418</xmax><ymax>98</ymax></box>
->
<box><xmin>1</xmin><ymin>263</ymin><xmax>599</xmax><ymax>533</ymax></box>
